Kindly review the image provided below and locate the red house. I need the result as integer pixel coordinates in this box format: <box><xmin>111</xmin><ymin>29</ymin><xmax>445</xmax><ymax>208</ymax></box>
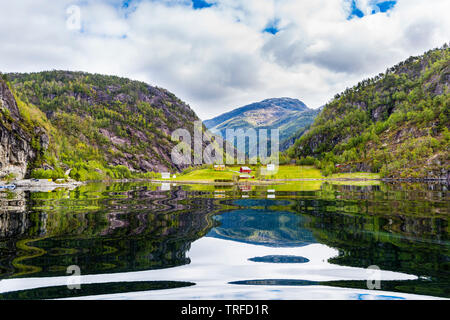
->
<box><xmin>240</xmin><ymin>166</ymin><xmax>252</xmax><ymax>173</ymax></box>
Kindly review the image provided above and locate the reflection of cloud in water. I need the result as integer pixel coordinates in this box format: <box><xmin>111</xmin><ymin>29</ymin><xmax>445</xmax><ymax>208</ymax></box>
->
<box><xmin>0</xmin><ymin>183</ymin><xmax>447</xmax><ymax>300</ymax></box>
<box><xmin>0</xmin><ymin>238</ymin><xmax>431</xmax><ymax>300</ymax></box>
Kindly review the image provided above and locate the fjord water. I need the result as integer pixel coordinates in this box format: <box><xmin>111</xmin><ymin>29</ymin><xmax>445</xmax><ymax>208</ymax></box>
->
<box><xmin>0</xmin><ymin>182</ymin><xmax>448</xmax><ymax>300</ymax></box>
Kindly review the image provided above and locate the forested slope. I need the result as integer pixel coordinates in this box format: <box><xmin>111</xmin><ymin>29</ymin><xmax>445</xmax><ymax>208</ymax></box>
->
<box><xmin>2</xmin><ymin>71</ymin><xmax>204</xmax><ymax>180</ymax></box>
<box><xmin>289</xmin><ymin>45</ymin><xmax>449</xmax><ymax>179</ymax></box>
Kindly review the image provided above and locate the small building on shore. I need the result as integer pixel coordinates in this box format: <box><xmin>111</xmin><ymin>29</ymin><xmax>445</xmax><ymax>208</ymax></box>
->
<box><xmin>240</xmin><ymin>166</ymin><xmax>252</xmax><ymax>173</ymax></box>
<box><xmin>161</xmin><ymin>172</ymin><xmax>171</xmax><ymax>179</ymax></box>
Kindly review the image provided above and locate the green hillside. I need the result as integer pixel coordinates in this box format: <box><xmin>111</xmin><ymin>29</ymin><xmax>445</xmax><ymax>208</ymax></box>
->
<box><xmin>289</xmin><ymin>45</ymin><xmax>450</xmax><ymax>179</ymax></box>
<box><xmin>3</xmin><ymin>71</ymin><xmax>203</xmax><ymax>180</ymax></box>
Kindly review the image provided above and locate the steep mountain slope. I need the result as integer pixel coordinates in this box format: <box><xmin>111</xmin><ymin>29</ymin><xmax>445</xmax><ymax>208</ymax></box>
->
<box><xmin>3</xmin><ymin>70</ymin><xmax>207</xmax><ymax>180</ymax></box>
<box><xmin>204</xmin><ymin>98</ymin><xmax>319</xmax><ymax>148</ymax></box>
<box><xmin>289</xmin><ymin>45</ymin><xmax>450</xmax><ymax>179</ymax></box>
<box><xmin>0</xmin><ymin>79</ymin><xmax>47</xmax><ymax>179</ymax></box>
<box><xmin>280</xmin><ymin>125</ymin><xmax>311</xmax><ymax>151</ymax></box>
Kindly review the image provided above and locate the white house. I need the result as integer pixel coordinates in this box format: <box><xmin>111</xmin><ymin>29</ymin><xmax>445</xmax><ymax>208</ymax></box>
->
<box><xmin>161</xmin><ymin>172</ymin><xmax>171</xmax><ymax>179</ymax></box>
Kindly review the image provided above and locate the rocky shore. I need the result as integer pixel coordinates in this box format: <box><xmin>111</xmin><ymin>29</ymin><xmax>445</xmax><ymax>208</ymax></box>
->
<box><xmin>2</xmin><ymin>178</ymin><xmax>83</xmax><ymax>192</ymax></box>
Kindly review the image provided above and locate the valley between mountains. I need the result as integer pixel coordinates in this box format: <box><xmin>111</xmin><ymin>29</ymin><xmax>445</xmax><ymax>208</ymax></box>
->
<box><xmin>0</xmin><ymin>44</ymin><xmax>448</xmax><ymax>183</ymax></box>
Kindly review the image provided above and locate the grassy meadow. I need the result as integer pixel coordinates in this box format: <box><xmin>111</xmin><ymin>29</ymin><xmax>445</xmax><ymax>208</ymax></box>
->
<box><xmin>169</xmin><ymin>165</ymin><xmax>380</xmax><ymax>183</ymax></box>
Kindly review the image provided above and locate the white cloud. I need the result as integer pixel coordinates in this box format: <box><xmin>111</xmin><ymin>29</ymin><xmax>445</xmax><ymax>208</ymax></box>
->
<box><xmin>0</xmin><ymin>0</ymin><xmax>448</xmax><ymax>119</ymax></box>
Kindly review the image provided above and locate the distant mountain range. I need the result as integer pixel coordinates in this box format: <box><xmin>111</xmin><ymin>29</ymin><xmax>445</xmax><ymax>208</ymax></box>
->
<box><xmin>204</xmin><ymin>97</ymin><xmax>319</xmax><ymax>150</ymax></box>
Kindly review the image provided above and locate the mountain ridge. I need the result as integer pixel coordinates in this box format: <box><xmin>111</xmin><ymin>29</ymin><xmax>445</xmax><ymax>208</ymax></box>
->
<box><xmin>204</xmin><ymin>97</ymin><xmax>308</xmax><ymax>128</ymax></box>
<box><xmin>288</xmin><ymin>44</ymin><xmax>450</xmax><ymax>179</ymax></box>
<box><xmin>204</xmin><ymin>97</ymin><xmax>318</xmax><ymax>149</ymax></box>
<box><xmin>1</xmin><ymin>70</ymin><xmax>209</xmax><ymax>180</ymax></box>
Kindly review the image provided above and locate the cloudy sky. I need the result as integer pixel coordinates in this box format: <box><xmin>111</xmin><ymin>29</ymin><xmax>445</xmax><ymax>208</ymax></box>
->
<box><xmin>0</xmin><ymin>0</ymin><xmax>448</xmax><ymax>119</ymax></box>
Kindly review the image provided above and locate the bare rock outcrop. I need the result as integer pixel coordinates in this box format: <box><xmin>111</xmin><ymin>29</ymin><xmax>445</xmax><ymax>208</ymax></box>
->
<box><xmin>0</xmin><ymin>79</ymin><xmax>37</xmax><ymax>179</ymax></box>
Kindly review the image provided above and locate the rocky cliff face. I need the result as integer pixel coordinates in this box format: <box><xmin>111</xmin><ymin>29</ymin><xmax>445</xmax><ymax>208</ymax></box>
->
<box><xmin>0</xmin><ymin>80</ymin><xmax>38</xmax><ymax>179</ymax></box>
<box><xmin>7</xmin><ymin>71</ymin><xmax>209</xmax><ymax>175</ymax></box>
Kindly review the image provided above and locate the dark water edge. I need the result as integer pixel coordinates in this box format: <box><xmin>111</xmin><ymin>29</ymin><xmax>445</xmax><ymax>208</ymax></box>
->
<box><xmin>229</xmin><ymin>279</ymin><xmax>449</xmax><ymax>299</ymax></box>
<box><xmin>0</xmin><ymin>281</ymin><xmax>195</xmax><ymax>300</ymax></box>
<box><xmin>0</xmin><ymin>181</ymin><xmax>448</xmax><ymax>299</ymax></box>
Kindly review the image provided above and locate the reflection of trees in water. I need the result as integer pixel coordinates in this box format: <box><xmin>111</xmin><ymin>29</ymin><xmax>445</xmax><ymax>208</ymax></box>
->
<box><xmin>292</xmin><ymin>194</ymin><xmax>449</xmax><ymax>284</ymax></box>
<box><xmin>0</xmin><ymin>182</ymin><xmax>448</xmax><ymax>298</ymax></box>
<box><xmin>0</xmin><ymin>186</ymin><xmax>218</xmax><ymax>279</ymax></box>
<box><xmin>0</xmin><ymin>191</ymin><xmax>28</xmax><ymax>238</ymax></box>
<box><xmin>317</xmin><ymin>183</ymin><xmax>449</xmax><ymax>216</ymax></box>
<box><xmin>0</xmin><ymin>211</ymin><xmax>30</xmax><ymax>238</ymax></box>
<box><xmin>291</xmin><ymin>183</ymin><xmax>450</xmax><ymax>297</ymax></box>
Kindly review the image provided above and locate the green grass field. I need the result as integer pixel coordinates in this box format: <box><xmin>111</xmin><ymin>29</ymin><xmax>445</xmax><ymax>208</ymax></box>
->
<box><xmin>167</xmin><ymin>165</ymin><xmax>379</xmax><ymax>183</ymax></box>
<box><xmin>171</xmin><ymin>165</ymin><xmax>323</xmax><ymax>182</ymax></box>
<box><xmin>263</xmin><ymin>165</ymin><xmax>323</xmax><ymax>179</ymax></box>
<box><xmin>172</xmin><ymin>165</ymin><xmax>245</xmax><ymax>182</ymax></box>
<box><xmin>172</xmin><ymin>168</ymin><xmax>235</xmax><ymax>181</ymax></box>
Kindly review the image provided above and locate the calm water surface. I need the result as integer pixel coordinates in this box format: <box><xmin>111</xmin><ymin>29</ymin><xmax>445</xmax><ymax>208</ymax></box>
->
<box><xmin>0</xmin><ymin>181</ymin><xmax>448</xmax><ymax>300</ymax></box>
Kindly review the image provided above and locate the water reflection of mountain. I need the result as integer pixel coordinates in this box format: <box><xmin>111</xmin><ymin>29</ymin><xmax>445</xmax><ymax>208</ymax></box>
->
<box><xmin>208</xmin><ymin>208</ymin><xmax>316</xmax><ymax>247</ymax></box>
<box><xmin>291</xmin><ymin>186</ymin><xmax>450</xmax><ymax>297</ymax></box>
<box><xmin>0</xmin><ymin>186</ymin><xmax>218</xmax><ymax>279</ymax></box>
<box><xmin>0</xmin><ymin>190</ymin><xmax>26</xmax><ymax>214</ymax></box>
<box><xmin>1</xmin><ymin>182</ymin><xmax>448</xmax><ymax>299</ymax></box>
<box><xmin>304</xmin><ymin>207</ymin><xmax>449</xmax><ymax>279</ymax></box>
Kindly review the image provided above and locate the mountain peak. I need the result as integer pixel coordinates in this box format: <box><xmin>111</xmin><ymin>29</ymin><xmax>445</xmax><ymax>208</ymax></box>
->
<box><xmin>260</xmin><ymin>97</ymin><xmax>307</xmax><ymax>108</ymax></box>
<box><xmin>203</xmin><ymin>97</ymin><xmax>318</xmax><ymax>147</ymax></box>
<box><xmin>204</xmin><ymin>97</ymin><xmax>308</xmax><ymax>129</ymax></box>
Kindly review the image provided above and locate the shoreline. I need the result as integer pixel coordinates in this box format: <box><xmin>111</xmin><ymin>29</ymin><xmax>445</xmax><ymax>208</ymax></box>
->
<box><xmin>1</xmin><ymin>177</ymin><xmax>447</xmax><ymax>192</ymax></box>
<box><xmin>114</xmin><ymin>177</ymin><xmax>449</xmax><ymax>185</ymax></box>
<box><xmin>1</xmin><ymin>179</ymin><xmax>85</xmax><ymax>192</ymax></box>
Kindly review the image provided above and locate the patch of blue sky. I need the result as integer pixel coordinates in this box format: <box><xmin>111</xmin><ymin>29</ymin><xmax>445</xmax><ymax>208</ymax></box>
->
<box><xmin>376</xmin><ymin>1</ymin><xmax>396</xmax><ymax>12</ymax></box>
<box><xmin>105</xmin><ymin>0</ymin><xmax>215</xmax><ymax>11</ymax></box>
<box><xmin>263</xmin><ymin>18</ymin><xmax>280</xmax><ymax>35</ymax></box>
<box><xmin>192</xmin><ymin>0</ymin><xmax>214</xmax><ymax>10</ymax></box>
<box><xmin>122</xmin><ymin>0</ymin><xmax>132</xmax><ymax>8</ymax></box>
<box><xmin>347</xmin><ymin>0</ymin><xmax>397</xmax><ymax>20</ymax></box>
